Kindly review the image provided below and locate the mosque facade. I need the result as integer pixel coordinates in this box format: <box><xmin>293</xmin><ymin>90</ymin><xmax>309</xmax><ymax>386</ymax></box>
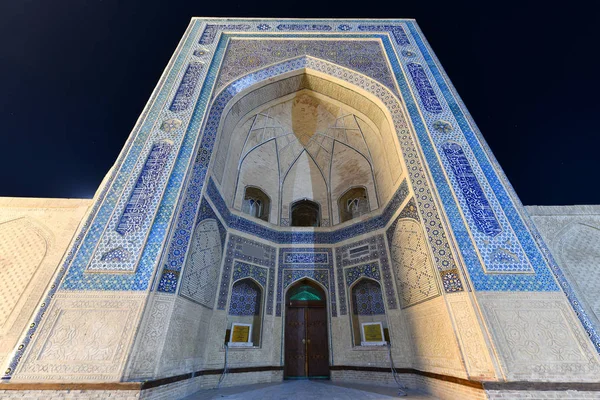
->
<box><xmin>1</xmin><ymin>18</ymin><xmax>600</xmax><ymax>399</ymax></box>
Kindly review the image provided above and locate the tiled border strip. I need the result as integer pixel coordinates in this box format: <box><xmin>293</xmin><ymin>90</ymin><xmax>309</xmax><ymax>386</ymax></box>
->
<box><xmin>407</xmin><ymin>21</ymin><xmax>600</xmax><ymax>353</ymax></box>
<box><xmin>1</xmin><ymin>20</ymin><xmax>202</xmax><ymax>380</ymax></box>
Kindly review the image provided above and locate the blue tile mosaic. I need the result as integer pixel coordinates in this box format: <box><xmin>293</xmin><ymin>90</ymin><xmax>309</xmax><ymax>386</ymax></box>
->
<box><xmin>335</xmin><ymin>235</ymin><xmax>397</xmax><ymax>315</ymax></box>
<box><xmin>169</xmin><ymin>63</ymin><xmax>204</xmax><ymax>112</ymax></box>
<box><xmin>345</xmin><ymin>263</ymin><xmax>381</xmax><ymax>286</ymax></box>
<box><xmin>216</xmin><ymin>234</ymin><xmax>276</xmax><ymax>315</ymax></box>
<box><xmin>3</xmin><ymin>20</ymin><xmax>203</xmax><ymax>379</ymax></box>
<box><xmin>7</xmin><ymin>20</ymin><xmax>598</xmax><ymax>382</ymax></box>
<box><xmin>283</xmin><ymin>252</ymin><xmax>328</xmax><ymax>264</ymax></box>
<box><xmin>158</xmin><ymin>46</ymin><xmax>464</xmax><ymax>294</ymax></box>
<box><xmin>405</xmin><ymin>21</ymin><xmax>598</xmax><ymax>349</ymax></box>
<box><xmin>116</xmin><ymin>140</ymin><xmax>173</xmax><ymax>236</ymax></box>
<box><xmin>397</xmin><ymin>197</ymin><xmax>420</xmax><ymax>221</ymax></box>
<box><xmin>433</xmin><ymin>120</ymin><xmax>453</xmax><ymax>133</ymax></box>
<box><xmin>229</xmin><ymin>279</ymin><xmax>261</xmax><ymax>316</ymax></box>
<box><xmin>204</xmin><ymin>176</ymin><xmax>410</xmax><ymax>245</ymax></box>
<box><xmin>351</xmin><ymin>279</ymin><xmax>385</xmax><ymax>315</ymax></box>
<box><xmin>199</xmin><ymin>24</ymin><xmax>251</xmax><ymax>44</ymax></box>
<box><xmin>196</xmin><ymin>197</ymin><xmax>227</xmax><ymax>253</ymax></box>
<box><xmin>232</xmin><ymin>261</ymin><xmax>268</xmax><ymax>288</ymax></box>
<box><xmin>60</xmin><ymin>20</ymin><xmax>202</xmax><ymax>290</ymax></box>
<box><xmin>441</xmin><ymin>142</ymin><xmax>502</xmax><ymax>237</ymax></box>
<box><xmin>277</xmin><ymin>24</ymin><xmax>332</xmax><ymax>31</ymax></box>
<box><xmin>99</xmin><ymin>246</ymin><xmax>131</xmax><ymax>262</ymax></box>
<box><xmin>357</xmin><ymin>24</ymin><xmax>410</xmax><ymax>46</ymax></box>
<box><xmin>397</xmin><ymin>23</ymin><xmax>543</xmax><ymax>278</ymax></box>
<box><xmin>406</xmin><ymin>63</ymin><xmax>443</xmax><ymax>114</ymax></box>
<box><xmin>277</xmin><ymin>248</ymin><xmax>335</xmax><ymax>317</ymax></box>
<box><xmin>215</xmin><ymin>39</ymin><xmax>399</xmax><ymax>96</ymax></box>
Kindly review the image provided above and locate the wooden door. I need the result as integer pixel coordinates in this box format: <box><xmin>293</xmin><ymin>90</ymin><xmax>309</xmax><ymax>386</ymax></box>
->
<box><xmin>284</xmin><ymin>307</ymin><xmax>306</xmax><ymax>377</ymax></box>
<box><xmin>306</xmin><ymin>307</ymin><xmax>329</xmax><ymax>377</ymax></box>
<box><xmin>285</xmin><ymin>306</ymin><xmax>330</xmax><ymax>378</ymax></box>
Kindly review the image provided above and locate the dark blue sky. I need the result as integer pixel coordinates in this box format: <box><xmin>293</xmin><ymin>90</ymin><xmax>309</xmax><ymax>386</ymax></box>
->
<box><xmin>0</xmin><ymin>1</ymin><xmax>597</xmax><ymax>205</ymax></box>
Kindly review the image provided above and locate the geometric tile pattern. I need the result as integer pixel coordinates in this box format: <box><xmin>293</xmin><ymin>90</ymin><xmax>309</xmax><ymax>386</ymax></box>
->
<box><xmin>345</xmin><ymin>262</ymin><xmax>381</xmax><ymax>286</ymax></box>
<box><xmin>228</xmin><ymin>279</ymin><xmax>261</xmax><ymax>316</ymax></box>
<box><xmin>284</xmin><ymin>252</ymin><xmax>328</xmax><ymax>264</ymax></box>
<box><xmin>115</xmin><ymin>140</ymin><xmax>174</xmax><ymax>237</ymax></box>
<box><xmin>406</xmin><ymin>63</ymin><xmax>443</xmax><ymax>114</ymax></box>
<box><xmin>55</xmin><ymin>22</ymin><xmax>206</xmax><ymax>295</ymax></box>
<box><xmin>215</xmin><ymin>39</ymin><xmax>398</xmax><ymax>95</ymax></box>
<box><xmin>402</xmin><ymin>25</ymin><xmax>540</xmax><ymax>280</ymax></box>
<box><xmin>204</xmin><ymin>176</ymin><xmax>410</xmax><ymax>245</ymax></box>
<box><xmin>169</xmin><ymin>63</ymin><xmax>204</xmax><ymax>112</ymax></box>
<box><xmin>351</xmin><ymin>279</ymin><xmax>385</xmax><ymax>316</ymax></box>
<box><xmin>195</xmin><ymin>197</ymin><xmax>227</xmax><ymax>252</ymax></box>
<box><xmin>441</xmin><ymin>142</ymin><xmax>502</xmax><ymax>238</ymax></box>
<box><xmin>397</xmin><ymin>197</ymin><xmax>420</xmax><ymax>221</ymax></box>
<box><xmin>335</xmin><ymin>235</ymin><xmax>397</xmax><ymax>315</ymax></box>
<box><xmin>200</xmin><ymin>43</ymin><xmax>467</xmax><ymax>299</ymax></box>
<box><xmin>178</xmin><ymin>219</ymin><xmax>222</xmax><ymax>308</ymax></box>
<box><xmin>199</xmin><ymin>24</ymin><xmax>251</xmax><ymax>45</ymax></box>
<box><xmin>216</xmin><ymin>234</ymin><xmax>276</xmax><ymax>315</ymax></box>
<box><xmin>277</xmin><ymin>24</ymin><xmax>332</xmax><ymax>31</ymax></box>
<box><xmin>356</xmin><ymin>24</ymin><xmax>410</xmax><ymax>45</ymax></box>
<box><xmin>442</xmin><ymin>141</ymin><xmax>530</xmax><ymax>273</ymax></box>
<box><xmin>277</xmin><ymin>247</ymin><xmax>335</xmax><ymax>317</ymax></box>
<box><xmin>388</xmin><ymin>218</ymin><xmax>440</xmax><ymax>308</ymax></box>
<box><xmin>199</xmin><ymin>27</ymin><xmax>556</xmax><ymax>290</ymax></box>
<box><xmin>232</xmin><ymin>261</ymin><xmax>268</xmax><ymax>288</ymax></box>
<box><xmin>150</xmin><ymin>47</ymin><xmax>463</xmax><ymax>299</ymax></box>
<box><xmin>7</xmin><ymin>19</ymin><xmax>597</xmax><ymax>379</ymax></box>
<box><xmin>92</xmin><ymin>139</ymin><xmax>174</xmax><ymax>272</ymax></box>
<box><xmin>159</xmin><ymin>197</ymin><xmax>226</xmax><ymax>294</ymax></box>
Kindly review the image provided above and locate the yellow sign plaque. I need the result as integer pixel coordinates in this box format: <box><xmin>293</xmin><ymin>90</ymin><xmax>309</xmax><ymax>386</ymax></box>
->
<box><xmin>231</xmin><ymin>324</ymin><xmax>250</xmax><ymax>343</ymax></box>
<box><xmin>362</xmin><ymin>323</ymin><xmax>384</xmax><ymax>342</ymax></box>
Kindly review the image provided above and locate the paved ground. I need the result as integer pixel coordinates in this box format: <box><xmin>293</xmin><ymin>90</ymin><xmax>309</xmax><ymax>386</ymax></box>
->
<box><xmin>182</xmin><ymin>380</ymin><xmax>438</xmax><ymax>399</ymax></box>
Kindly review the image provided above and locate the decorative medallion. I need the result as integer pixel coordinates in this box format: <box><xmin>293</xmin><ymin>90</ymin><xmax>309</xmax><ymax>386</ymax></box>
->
<box><xmin>433</xmin><ymin>120</ymin><xmax>453</xmax><ymax>133</ymax></box>
<box><xmin>160</xmin><ymin>118</ymin><xmax>183</xmax><ymax>133</ymax></box>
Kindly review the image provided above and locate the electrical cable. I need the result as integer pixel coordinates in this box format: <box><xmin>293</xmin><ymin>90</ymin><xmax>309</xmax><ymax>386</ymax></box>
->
<box><xmin>215</xmin><ymin>342</ymin><xmax>229</xmax><ymax>389</ymax></box>
<box><xmin>387</xmin><ymin>343</ymin><xmax>407</xmax><ymax>397</ymax></box>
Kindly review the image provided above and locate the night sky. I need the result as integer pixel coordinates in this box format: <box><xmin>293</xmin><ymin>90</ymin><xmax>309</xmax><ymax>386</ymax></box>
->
<box><xmin>1</xmin><ymin>1</ymin><xmax>598</xmax><ymax>205</ymax></box>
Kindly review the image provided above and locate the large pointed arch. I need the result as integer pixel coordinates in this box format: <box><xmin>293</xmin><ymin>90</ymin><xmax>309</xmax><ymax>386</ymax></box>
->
<box><xmin>210</xmin><ymin>59</ymin><xmax>406</xmax><ymax>210</ymax></box>
<box><xmin>159</xmin><ymin>55</ymin><xmax>464</xmax><ymax>296</ymax></box>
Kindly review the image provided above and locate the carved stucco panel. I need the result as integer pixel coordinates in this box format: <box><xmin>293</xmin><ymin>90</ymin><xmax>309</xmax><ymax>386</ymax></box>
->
<box><xmin>478</xmin><ymin>292</ymin><xmax>600</xmax><ymax>381</ymax></box>
<box><xmin>403</xmin><ymin>296</ymin><xmax>466</xmax><ymax>377</ymax></box>
<box><xmin>11</xmin><ymin>291</ymin><xmax>145</xmax><ymax>382</ymax></box>
<box><xmin>157</xmin><ymin>296</ymin><xmax>212</xmax><ymax>377</ymax></box>
<box><xmin>125</xmin><ymin>293</ymin><xmax>175</xmax><ymax>380</ymax></box>
<box><xmin>555</xmin><ymin>222</ymin><xmax>600</xmax><ymax>326</ymax></box>
<box><xmin>445</xmin><ymin>293</ymin><xmax>496</xmax><ymax>379</ymax></box>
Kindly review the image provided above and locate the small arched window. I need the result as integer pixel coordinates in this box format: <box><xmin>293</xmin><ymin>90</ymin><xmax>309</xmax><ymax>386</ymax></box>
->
<box><xmin>242</xmin><ymin>187</ymin><xmax>270</xmax><ymax>222</ymax></box>
<box><xmin>291</xmin><ymin>199</ymin><xmax>320</xmax><ymax>227</ymax></box>
<box><xmin>350</xmin><ymin>278</ymin><xmax>388</xmax><ymax>346</ymax></box>
<box><xmin>228</xmin><ymin>278</ymin><xmax>263</xmax><ymax>346</ymax></box>
<box><xmin>338</xmin><ymin>187</ymin><xmax>369</xmax><ymax>223</ymax></box>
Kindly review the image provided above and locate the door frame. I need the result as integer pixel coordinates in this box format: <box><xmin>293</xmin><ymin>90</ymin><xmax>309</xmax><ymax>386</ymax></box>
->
<box><xmin>282</xmin><ymin>278</ymin><xmax>332</xmax><ymax>379</ymax></box>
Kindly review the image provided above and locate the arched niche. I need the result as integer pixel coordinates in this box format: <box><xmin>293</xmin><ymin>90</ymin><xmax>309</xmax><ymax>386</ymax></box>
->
<box><xmin>227</xmin><ymin>278</ymin><xmax>263</xmax><ymax>346</ymax></box>
<box><xmin>283</xmin><ymin>278</ymin><xmax>330</xmax><ymax>378</ymax></box>
<box><xmin>349</xmin><ymin>278</ymin><xmax>388</xmax><ymax>346</ymax></box>
<box><xmin>180</xmin><ymin>219</ymin><xmax>223</xmax><ymax>308</ymax></box>
<box><xmin>390</xmin><ymin>219</ymin><xmax>439</xmax><ymax>308</ymax></box>
<box><xmin>291</xmin><ymin>199</ymin><xmax>321</xmax><ymax>227</ymax></box>
<box><xmin>240</xmin><ymin>186</ymin><xmax>271</xmax><ymax>222</ymax></box>
<box><xmin>0</xmin><ymin>217</ymin><xmax>49</xmax><ymax>332</ymax></box>
<box><xmin>210</xmin><ymin>68</ymin><xmax>406</xmax><ymax>227</ymax></box>
<box><xmin>338</xmin><ymin>186</ymin><xmax>370</xmax><ymax>224</ymax></box>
